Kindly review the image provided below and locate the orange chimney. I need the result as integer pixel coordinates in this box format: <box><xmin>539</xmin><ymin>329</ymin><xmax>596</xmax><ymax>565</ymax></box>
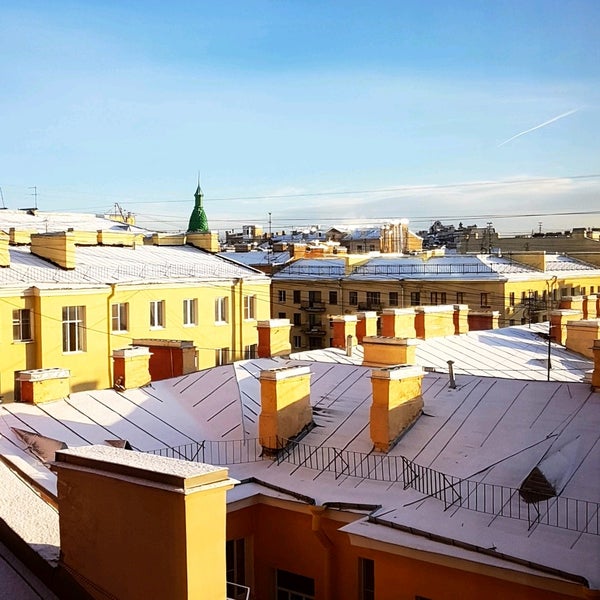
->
<box><xmin>362</xmin><ymin>336</ymin><xmax>419</xmax><ymax>367</ymax></box>
<box><xmin>559</xmin><ymin>295</ymin><xmax>584</xmax><ymax>313</ymax></box>
<box><xmin>17</xmin><ymin>368</ymin><xmax>70</xmax><ymax>404</ymax></box>
<box><xmin>467</xmin><ymin>310</ymin><xmax>500</xmax><ymax>331</ymax></box>
<box><xmin>112</xmin><ymin>346</ymin><xmax>152</xmax><ymax>389</ymax></box>
<box><xmin>453</xmin><ymin>304</ymin><xmax>469</xmax><ymax>335</ymax></box>
<box><xmin>331</xmin><ymin>315</ymin><xmax>358</xmax><ymax>349</ymax></box>
<box><xmin>565</xmin><ymin>319</ymin><xmax>600</xmax><ymax>358</ymax></box>
<box><xmin>356</xmin><ymin>311</ymin><xmax>378</xmax><ymax>343</ymax></box>
<box><xmin>257</xmin><ymin>319</ymin><xmax>292</xmax><ymax>357</ymax></box>
<box><xmin>259</xmin><ymin>366</ymin><xmax>312</xmax><ymax>452</ymax></box>
<box><xmin>583</xmin><ymin>294</ymin><xmax>598</xmax><ymax>319</ymax></box>
<box><xmin>415</xmin><ymin>305</ymin><xmax>456</xmax><ymax>339</ymax></box>
<box><xmin>550</xmin><ymin>309</ymin><xmax>583</xmax><ymax>345</ymax></box>
<box><xmin>52</xmin><ymin>445</ymin><xmax>237</xmax><ymax>600</ymax></box>
<box><xmin>380</xmin><ymin>308</ymin><xmax>417</xmax><ymax>338</ymax></box>
<box><xmin>370</xmin><ymin>366</ymin><xmax>425</xmax><ymax>452</ymax></box>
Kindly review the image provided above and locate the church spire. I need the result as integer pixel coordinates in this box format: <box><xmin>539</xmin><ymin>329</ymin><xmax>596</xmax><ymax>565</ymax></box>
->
<box><xmin>187</xmin><ymin>177</ymin><xmax>209</xmax><ymax>233</ymax></box>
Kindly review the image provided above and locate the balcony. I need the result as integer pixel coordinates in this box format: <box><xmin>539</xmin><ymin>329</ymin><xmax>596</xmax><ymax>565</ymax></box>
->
<box><xmin>358</xmin><ymin>302</ymin><xmax>383</xmax><ymax>311</ymax></box>
<box><xmin>302</xmin><ymin>323</ymin><xmax>327</xmax><ymax>336</ymax></box>
<box><xmin>300</xmin><ymin>301</ymin><xmax>326</xmax><ymax>312</ymax></box>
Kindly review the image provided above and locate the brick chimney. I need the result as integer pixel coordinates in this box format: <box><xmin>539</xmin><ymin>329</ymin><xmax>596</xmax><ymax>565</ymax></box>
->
<box><xmin>415</xmin><ymin>305</ymin><xmax>455</xmax><ymax>339</ymax></box>
<box><xmin>112</xmin><ymin>346</ymin><xmax>152</xmax><ymax>389</ymax></box>
<box><xmin>356</xmin><ymin>311</ymin><xmax>378</xmax><ymax>343</ymax></box>
<box><xmin>52</xmin><ymin>445</ymin><xmax>236</xmax><ymax>600</ymax></box>
<box><xmin>380</xmin><ymin>308</ymin><xmax>416</xmax><ymax>338</ymax></box>
<box><xmin>257</xmin><ymin>319</ymin><xmax>292</xmax><ymax>357</ymax></box>
<box><xmin>17</xmin><ymin>368</ymin><xmax>70</xmax><ymax>404</ymax></box>
<box><xmin>453</xmin><ymin>304</ymin><xmax>469</xmax><ymax>335</ymax></box>
<box><xmin>467</xmin><ymin>310</ymin><xmax>500</xmax><ymax>331</ymax></box>
<box><xmin>565</xmin><ymin>319</ymin><xmax>600</xmax><ymax>358</ymax></box>
<box><xmin>559</xmin><ymin>295</ymin><xmax>585</xmax><ymax>313</ymax></box>
<box><xmin>331</xmin><ymin>315</ymin><xmax>358</xmax><ymax>349</ymax></box>
<box><xmin>550</xmin><ymin>309</ymin><xmax>583</xmax><ymax>345</ymax></box>
<box><xmin>583</xmin><ymin>294</ymin><xmax>598</xmax><ymax>319</ymax></box>
<box><xmin>362</xmin><ymin>336</ymin><xmax>419</xmax><ymax>367</ymax></box>
<box><xmin>259</xmin><ymin>366</ymin><xmax>312</xmax><ymax>452</ymax></box>
<box><xmin>370</xmin><ymin>366</ymin><xmax>425</xmax><ymax>452</ymax></box>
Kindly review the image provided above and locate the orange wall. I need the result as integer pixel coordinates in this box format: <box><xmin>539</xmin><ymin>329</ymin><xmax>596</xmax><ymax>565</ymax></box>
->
<box><xmin>227</xmin><ymin>501</ymin><xmax>590</xmax><ymax>600</ymax></box>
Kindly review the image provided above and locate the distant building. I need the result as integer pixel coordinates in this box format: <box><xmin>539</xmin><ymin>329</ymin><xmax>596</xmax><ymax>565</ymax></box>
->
<box><xmin>340</xmin><ymin>221</ymin><xmax>423</xmax><ymax>254</ymax></box>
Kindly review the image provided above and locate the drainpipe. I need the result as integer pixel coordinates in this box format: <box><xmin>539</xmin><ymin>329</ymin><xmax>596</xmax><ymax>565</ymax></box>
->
<box><xmin>106</xmin><ymin>283</ymin><xmax>117</xmax><ymax>386</ymax></box>
<box><xmin>310</xmin><ymin>505</ymin><xmax>334</xmax><ymax>600</ymax></box>
<box><xmin>238</xmin><ymin>278</ymin><xmax>244</xmax><ymax>360</ymax></box>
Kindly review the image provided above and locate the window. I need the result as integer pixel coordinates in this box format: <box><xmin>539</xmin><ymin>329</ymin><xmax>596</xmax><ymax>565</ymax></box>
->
<box><xmin>215</xmin><ymin>297</ymin><xmax>228</xmax><ymax>323</ymax></box>
<box><xmin>430</xmin><ymin>292</ymin><xmax>439</xmax><ymax>305</ymax></box>
<box><xmin>410</xmin><ymin>291</ymin><xmax>420</xmax><ymax>306</ymax></box>
<box><xmin>244</xmin><ymin>295</ymin><xmax>256</xmax><ymax>320</ymax></box>
<box><xmin>349</xmin><ymin>291</ymin><xmax>358</xmax><ymax>306</ymax></box>
<box><xmin>183</xmin><ymin>299</ymin><xmax>197</xmax><ymax>326</ymax></box>
<box><xmin>359</xmin><ymin>558</ymin><xmax>375</xmax><ymax>600</ymax></box>
<box><xmin>308</xmin><ymin>290</ymin><xmax>321</xmax><ymax>303</ymax></box>
<box><xmin>12</xmin><ymin>309</ymin><xmax>32</xmax><ymax>341</ymax></box>
<box><xmin>440</xmin><ymin>292</ymin><xmax>447</xmax><ymax>304</ymax></box>
<box><xmin>366</xmin><ymin>291</ymin><xmax>380</xmax><ymax>306</ymax></box>
<box><xmin>293</xmin><ymin>335</ymin><xmax>302</xmax><ymax>348</ymax></box>
<box><xmin>521</xmin><ymin>291</ymin><xmax>527</xmax><ymax>302</ymax></box>
<box><xmin>329</xmin><ymin>290</ymin><xmax>338</xmax><ymax>305</ymax></box>
<box><xmin>293</xmin><ymin>290</ymin><xmax>301</xmax><ymax>304</ymax></box>
<box><xmin>244</xmin><ymin>344</ymin><xmax>257</xmax><ymax>359</ymax></box>
<box><xmin>581</xmin><ymin>287</ymin><xmax>586</xmax><ymax>296</ymax></box>
<box><xmin>389</xmin><ymin>291</ymin><xmax>398</xmax><ymax>307</ymax></box>
<box><xmin>369</xmin><ymin>244</ymin><xmax>376</xmax><ymax>252</ymax></box>
<box><xmin>278</xmin><ymin>312</ymin><xmax>286</xmax><ymax>319</ymax></box>
<box><xmin>276</xmin><ymin>569</ymin><xmax>315</xmax><ymax>600</ymax></box>
<box><xmin>278</xmin><ymin>289</ymin><xmax>287</xmax><ymax>303</ymax></box>
<box><xmin>357</xmin><ymin>245</ymin><xmax>363</xmax><ymax>252</ymax></box>
<box><xmin>150</xmin><ymin>300</ymin><xmax>165</xmax><ymax>328</ymax></box>
<box><xmin>509</xmin><ymin>292</ymin><xmax>515</xmax><ymax>307</ymax></box>
<box><xmin>509</xmin><ymin>319</ymin><xmax>516</xmax><ymax>326</ymax></box>
<box><xmin>62</xmin><ymin>306</ymin><xmax>85</xmax><ymax>352</ymax></box>
<box><xmin>456</xmin><ymin>292</ymin><xmax>464</xmax><ymax>304</ymax></box>
<box><xmin>215</xmin><ymin>347</ymin><xmax>230</xmax><ymax>366</ymax></box>
<box><xmin>293</xmin><ymin>313</ymin><xmax>302</xmax><ymax>326</ymax></box>
<box><xmin>480</xmin><ymin>293</ymin><xmax>490</xmax><ymax>308</ymax></box>
<box><xmin>111</xmin><ymin>303</ymin><xmax>128</xmax><ymax>332</ymax></box>
<box><xmin>226</xmin><ymin>539</ymin><xmax>246</xmax><ymax>600</ymax></box>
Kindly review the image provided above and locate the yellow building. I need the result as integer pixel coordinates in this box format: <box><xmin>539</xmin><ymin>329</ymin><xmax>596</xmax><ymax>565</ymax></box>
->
<box><xmin>0</xmin><ymin>229</ymin><xmax>270</xmax><ymax>402</ymax></box>
<box><xmin>272</xmin><ymin>252</ymin><xmax>600</xmax><ymax>349</ymax></box>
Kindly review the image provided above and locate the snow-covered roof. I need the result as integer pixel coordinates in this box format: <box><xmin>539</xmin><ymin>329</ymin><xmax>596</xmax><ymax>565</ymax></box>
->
<box><xmin>1</xmin><ymin>353</ymin><xmax>598</xmax><ymax>589</ymax></box>
<box><xmin>0</xmin><ymin>245</ymin><xmax>269</xmax><ymax>288</ymax></box>
<box><xmin>290</xmin><ymin>323</ymin><xmax>593</xmax><ymax>382</ymax></box>
<box><xmin>342</xmin><ymin>227</ymin><xmax>382</xmax><ymax>241</ymax></box>
<box><xmin>274</xmin><ymin>258</ymin><xmax>347</xmax><ymax>279</ymax></box>
<box><xmin>217</xmin><ymin>250</ymin><xmax>292</xmax><ymax>267</ymax></box>
<box><xmin>0</xmin><ymin>208</ymin><xmax>148</xmax><ymax>234</ymax></box>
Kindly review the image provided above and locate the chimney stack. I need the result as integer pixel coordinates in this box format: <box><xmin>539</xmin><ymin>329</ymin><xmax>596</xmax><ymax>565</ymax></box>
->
<box><xmin>362</xmin><ymin>336</ymin><xmax>419</xmax><ymax>367</ymax></box>
<box><xmin>380</xmin><ymin>308</ymin><xmax>417</xmax><ymax>339</ymax></box>
<box><xmin>112</xmin><ymin>346</ymin><xmax>152</xmax><ymax>389</ymax></box>
<box><xmin>257</xmin><ymin>319</ymin><xmax>292</xmax><ymax>358</ymax></box>
<box><xmin>356</xmin><ymin>311</ymin><xmax>378</xmax><ymax>343</ymax></box>
<box><xmin>331</xmin><ymin>315</ymin><xmax>358</xmax><ymax>349</ymax></box>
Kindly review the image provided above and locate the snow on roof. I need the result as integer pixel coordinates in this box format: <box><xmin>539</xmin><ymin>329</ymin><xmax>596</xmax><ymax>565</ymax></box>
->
<box><xmin>1</xmin><ymin>354</ymin><xmax>598</xmax><ymax>588</ymax></box>
<box><xmin>545</xmin><ymin>254</ymin><xmax>598</xmax><ymax>272</ymax></box>
<box><xmin>342</xmin><ymin>227</ymin><xmax>382</xmax><ymax>241</ymax></box>
<box><xmin>0</xmin><ymin>244</ymin><xmax>269</xmax><ymax>287</ymax></box>
<box><xmin>0</xmin><ymin>208</ymin><xmax>147</xmax><ymax>234</ymax></box>
<box><xmin>274</xmin><ymin>258</ymin><xmax>346</xmax><ymax>279</ymax></box>
<box><xmin>290</xmin><ymin>324</ymin><xmax>592</xmax><ymax>382</ymax></box>
<box><xmin>217</xmin><ymin>250</ymin><xmax>292</xmax><ymax>267</ymax></box>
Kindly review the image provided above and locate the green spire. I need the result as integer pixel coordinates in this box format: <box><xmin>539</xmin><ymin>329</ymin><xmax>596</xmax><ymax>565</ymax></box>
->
<box><xmin>187</xmin><ymin>180</ymin><xmax>209</xmax><ymax>233</ymax></box>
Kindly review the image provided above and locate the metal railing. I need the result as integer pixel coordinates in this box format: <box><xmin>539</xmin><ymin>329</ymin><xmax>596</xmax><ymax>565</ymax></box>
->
<box><xmin>350</xmin><ymin>263</ymin><xmax>495</xmax><ymax>276</ymax></box>
<box><xmin>147</xmin><ymin>438</ymin><xmax>599</xmax><ymax>535</ymax></box>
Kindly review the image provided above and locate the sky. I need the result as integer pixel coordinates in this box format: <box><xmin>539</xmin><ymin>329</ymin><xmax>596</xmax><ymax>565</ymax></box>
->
<box><xmin>1</xmin><ymin>0</ymin><xmax>599</xmax><ymax>236</ymax></box>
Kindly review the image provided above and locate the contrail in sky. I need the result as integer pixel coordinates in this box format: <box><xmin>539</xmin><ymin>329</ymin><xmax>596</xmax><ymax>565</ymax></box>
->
<box><xmin>497</xmin><ymin>108</ymin><xmax>580</xmax><ymax>147</ymax></box>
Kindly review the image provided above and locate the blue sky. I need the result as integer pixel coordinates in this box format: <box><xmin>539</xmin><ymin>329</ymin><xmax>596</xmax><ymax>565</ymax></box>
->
<box><xmin>1</xmin><ymin>1</ymin><xmax>598</xmax><ymax>235</ymax></box>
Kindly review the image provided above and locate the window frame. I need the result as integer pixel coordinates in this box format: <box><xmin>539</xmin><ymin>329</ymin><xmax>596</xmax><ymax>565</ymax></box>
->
<box><xmin>12</xmin><ymin>308</ymin><xmax>33</xmax><ymax>342</ymax></box>
<box><xmin>62</xmin><ymin>305</ymin><xmax>86</xmax><ymax>353</ymax></box>
<box><xmin>111</xmin><ymin>302</ymin><xmax>129</xmax><ymax>332</ymax></box>
<box><xmin>215</xmin><ymin>296</ymin><xmax>229</xmax><ymax>324</ymax></box>
<box><xmin>150</xmin><ymin>300</ymin><xmax>165</xmax><ymax>329</ymax></box>
<box><xmin>389</xmin><ymin>291</ymin><xmax>399</xmax><ymax>307</ymax></box>
<box><xmin>183</xmin><ymin>298</ymin><xmax>197</xmax><ymax>327</ymax></box>
<box><xmin>243</xmin><ymin>295</ymin><xmax>256</xmax><ymax>320</ymax></box>
<box><xmin>349</xmin><ymin>291</ymin><xmax>358</xmax><ymax>306</ymax></box>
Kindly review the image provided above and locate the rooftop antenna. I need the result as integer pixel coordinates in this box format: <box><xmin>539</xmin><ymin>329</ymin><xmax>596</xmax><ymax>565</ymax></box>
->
<box><xmin>28</xmin><ymin>186</ymin><xmax>38</xmax><ymax>209</ymax></box>
<box><xmin>0</xmin><ymin>187</ymin><xmax>5</xmax><ymax>208</ymax></box>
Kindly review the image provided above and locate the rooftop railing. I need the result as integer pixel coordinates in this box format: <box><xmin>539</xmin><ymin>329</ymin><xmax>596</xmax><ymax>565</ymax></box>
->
<box><xmin>147</xmin><ymin>437</ymin><xmax>599</xmax><ymax>536</ymax></box>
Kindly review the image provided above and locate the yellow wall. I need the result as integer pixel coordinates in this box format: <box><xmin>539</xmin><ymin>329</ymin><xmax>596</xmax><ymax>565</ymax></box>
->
<box><xmin>0</xmin><ymin>277</ymin><xmax>270</xmax><ymax>402</ymax></box>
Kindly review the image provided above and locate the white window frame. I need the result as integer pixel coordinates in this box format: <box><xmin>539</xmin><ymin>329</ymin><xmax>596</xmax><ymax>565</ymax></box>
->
<box><xmin>13</xmin><ymin>309</ymin><xmax>33</xmax><ymax>342</ymax></box>
<box><xmin>62</xmin><ymin>305</ymin><xmax>86</xmax><ymax>353</ymax></box>
<box><xmin>215</xmin><ymin>347</ymin><xmax>230</xmax><ymax>366</ymax></box>
<box><xmin>215</xmin><ymin>297</ymin><xmax>229</xmax><ymax>324</ymax></box>
<box><xmin>243</xmin><ymin>295</ymin><xmax>256</xmax><ymax>320</ymax></box>
<box><xmin>278</xmin><ymin>290</ymin><xmax>286</xmax><ymax>302</ymax></box>
<box><xmin>150</xmin><ymin>300</ymin><xmax>165</xmax><ymax>328</ymax></box>
<box><xmin>111</xmin><ymin>302</ymin><xmax>129</xmax><ymax>332</ymax></box>
<box><xmin>183</xmin><ymin>298</ymin><xmax>197</xmax><ymax>327</ymax></box>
